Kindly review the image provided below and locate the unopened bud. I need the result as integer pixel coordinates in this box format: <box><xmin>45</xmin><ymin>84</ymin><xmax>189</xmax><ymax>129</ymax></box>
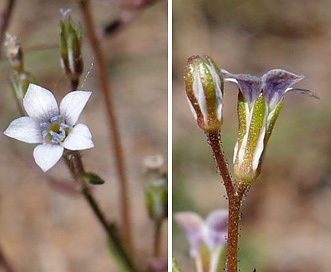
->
<box><xmin>185</xmin><ymin>55</ymin><xmax>224</xmax><ymax>132</ymax></box>
<box><xmin>59</xmin><ymin>17</ymin><xmax>83</xmax><ymax>83</ymax></box>
<box><xmin>5</xmin><ymin>33</ymin><xmax>24</xmax><ymax>72</ymax></box>
<box><xmin>144</xmin><ymin>155</ymin><xmax>168</xmax><ymax>223</ymax></box>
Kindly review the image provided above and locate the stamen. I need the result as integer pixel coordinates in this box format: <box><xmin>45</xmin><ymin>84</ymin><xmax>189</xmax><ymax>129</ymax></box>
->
<box><xmin>40</xmin><ymin>115</ymin><xmax>70</xmax><ymax>144</ymax></box>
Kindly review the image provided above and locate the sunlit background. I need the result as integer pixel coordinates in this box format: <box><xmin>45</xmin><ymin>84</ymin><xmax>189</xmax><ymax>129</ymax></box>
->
<box><xmin>0</xmin><ymin>0</ymin><xmax>167</xmax><ymax>271</ymax></box>
<box><xmin>173</xmin><ymin>1</ymin><xmax>331</xmax><ymax>271</ymax></box>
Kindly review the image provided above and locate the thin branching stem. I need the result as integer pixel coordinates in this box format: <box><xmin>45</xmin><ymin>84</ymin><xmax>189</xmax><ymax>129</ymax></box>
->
<box><xmin>63</xmin><ymin>151</ymin><xmax>138</xmax><ymax>272</ymax></box>
<box><xmin>79</xmin><ymin>0</ymin><xmax>133</xmax><ymax>252</ymax></box>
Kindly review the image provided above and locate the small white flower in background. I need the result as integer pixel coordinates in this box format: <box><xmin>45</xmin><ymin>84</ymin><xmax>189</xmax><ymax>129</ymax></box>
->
<box><xmin>4</xmin><ymin>83</ymin><xmax>94</xmax><ymax>172</ymax></box>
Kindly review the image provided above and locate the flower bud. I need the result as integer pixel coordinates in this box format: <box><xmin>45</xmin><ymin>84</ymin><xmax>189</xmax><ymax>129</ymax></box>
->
<box><xmin>5</xmin><ymin>33</ymin><xmax>24</xmax><ymax>72</ymax></box>
<box><xmin>185</xmin><ymin>55</ymin><xmax>224</xmax><ymax>132</ymax></box>
<box><xmin>59</xmin><ymin>17</ymin><xmax>83</xmax><ymax>83</ymax></box>
<box><xmin>10</xmin><ymin>71</ymin><xmax>36</xmax><ymax>101</ymax></box>
<box><xmin>144</xmin><ymin>155</ymin><xmax>168</xmax><ymax>223</ymax></box>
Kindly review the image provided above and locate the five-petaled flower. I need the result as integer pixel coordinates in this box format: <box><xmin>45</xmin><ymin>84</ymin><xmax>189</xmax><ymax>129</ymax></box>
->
<box><xmin>222</xmin><ymin>69</ymin><xmax>317</xmax><ymax>184</ymax></box>
<box><xmin>4</xmin><ymin>83</ymin><xmax>94</xmax><ymax>172</ymax></box>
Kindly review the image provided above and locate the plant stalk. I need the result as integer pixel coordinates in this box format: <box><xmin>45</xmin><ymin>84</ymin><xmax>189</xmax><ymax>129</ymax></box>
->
<box><xmin>63</xmin><ymin>151</ymin><xmax>137</xmax><ymax>272</ymax></box>
<box><xmin>226</xmin><ymin>183</ymin><xmax>247</xmax><ymax>272</ymax></box>
<box><xmin>79</xmin><ymin>0</ymin><xmax>133</xmax><ymax>252</ymax></box>
<box><xmin>206</xmin><ymin>131</ymin><xmax>248</xmax><ymax>272</ymax></box>
<box><xmin>206</xmin><ymin>131</ymin><xmax>234</xmax><ymax>197</ymax></box>
<box><xmin>153</xmin><ymin>221</ymin><xmax>162</xmax><ymax>259</ymax></box>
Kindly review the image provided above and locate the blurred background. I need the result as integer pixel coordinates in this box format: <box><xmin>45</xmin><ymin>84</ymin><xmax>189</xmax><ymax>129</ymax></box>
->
<box><xmin>173</xmin><ymin>1</ymin><xmax>331</xmax><ymax>271</ymax></box>
<box><xmin>0</xmin><ymin>0</ymin><xmax>167</xmax><ymax>271</ymax></box>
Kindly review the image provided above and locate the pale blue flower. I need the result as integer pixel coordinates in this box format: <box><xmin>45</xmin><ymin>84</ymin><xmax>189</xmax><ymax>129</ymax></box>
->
<box><xmin>4</xmin><ymin>84</ymin><xmax>94</xmax><ymax>172</ymax></box>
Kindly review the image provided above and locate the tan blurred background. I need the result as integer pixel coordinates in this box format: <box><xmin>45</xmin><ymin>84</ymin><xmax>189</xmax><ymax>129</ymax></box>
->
<box><xmin>0</xmin><ymin>0</ymin><xmax>167</xmax><ymax>271</ymax></box>
<box><xmin>173</xmin><ymin>1</ymin><xmax>331</xmax><ymax>272</ymax></box>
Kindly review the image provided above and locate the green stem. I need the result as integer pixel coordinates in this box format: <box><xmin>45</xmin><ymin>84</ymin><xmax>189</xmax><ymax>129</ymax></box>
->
<box><xmin>79</xmin><ymin>0</ymin><xmax>133</xmax><ymax>252</ymax></box>
<box><xmin>63</xmin><ymin>151</ymin><xmax>138</xmax><ymax>272</ymax></box>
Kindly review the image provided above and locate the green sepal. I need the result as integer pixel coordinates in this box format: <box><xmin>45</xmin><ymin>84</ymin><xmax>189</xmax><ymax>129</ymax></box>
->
<box><xmin>265</xmin><ymin>101</ymin><xmax>283</xmax><ymax>144</ymax></box>
<box><xmin>236</xmin><ymin>92</ymin><xmax>248</xmax><ymax>152</ymax></box>
<box><xmin>234</xmin><ymin>95</ymin><xmax>267</xmax><ymax>184</ymax></box>
<box><xmin>145</xmin><ymin>175</ymin><xmax>168</xmax><ymax>223</ymax></box>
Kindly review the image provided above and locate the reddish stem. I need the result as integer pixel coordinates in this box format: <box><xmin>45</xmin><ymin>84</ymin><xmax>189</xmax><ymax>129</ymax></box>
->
<box><xmin>206</xmin><ymin>131</ymin><xmax>234</xmax><ymax>196</ymax></box>
<box><xmin>226</xmin><ymin>183</ymin><xmax>247</xmax><ymax>272</ymax></box>
<box><xmin>206</xmin><ymin>131</ymin><xmax>248</xmax><ymax>272</ymax></box>
<box><xmin>79</xmin><ymin>0</ymin><xmax>133</xmax><ymax>252</ymax></box>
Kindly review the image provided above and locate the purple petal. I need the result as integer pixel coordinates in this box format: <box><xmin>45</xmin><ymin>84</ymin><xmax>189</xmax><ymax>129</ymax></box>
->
<box><xmin>23</xmin><ymin>84</ymin><xmax>59</xmax><ymax>122</ymax></box>
<box><xmin>62</xmin><ymin>124</ymin><xmax>94</xmax><ymax>150</ymax></box>
<box><xmin>222</xmin><ymin>70</ymin><xmax>262</xmax><ymax>105</ymax></box>
<box><xmin>174</xmin><ymin>212</ymin><xmax>204</xmax><ymax>257</ymax></box>
<box><xmin>33</xmin><ymin>144</ymin><xmax>64</xmax><ymax>172</ymax></box>
<box><xmin>60</xmin><ymin>91</ymin><xmax>92</xmax><ymax>127</ymax></box>
<box><xmin>262</xmin><ymin>69</ymin><xmax>304</xmax><ymax>109</ymax></box>
<box><xmin>4</xmin><ymin>116</ymin><xmax>42</xmax><ymax>144</ymax></box>
<box><xmin>203</xmin><ymin>210</ymin><xmax>228</xmax><ymax>250</ymax></box>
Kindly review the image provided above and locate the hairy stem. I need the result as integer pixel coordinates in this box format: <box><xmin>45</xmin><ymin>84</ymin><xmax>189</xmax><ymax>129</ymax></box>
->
<box><xmin>206</xmin><ymin>131</ymin><xmax>234</xmax><ymax>197</ymax></box>
<box><xmin>63</xmin><ymin>151</ymin><xmax>137</xmax><ymax>272</ymax></box>
<box><xmin>79</xmin><ymin>0</ymin><xmax>133</xmax><ymax>252</ymax></box>
<box><xmin>226</xmin><ymin>183</ymin><xmax>247</xmax><ymax>272</ymax></box>
<box><xmin>206</xmin><ymin>131</ymin><xmax>248</xmax><ymax>272</ymax></box>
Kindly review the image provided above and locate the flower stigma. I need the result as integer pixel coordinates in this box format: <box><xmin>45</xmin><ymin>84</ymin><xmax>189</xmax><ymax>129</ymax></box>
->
<box><xmin>41</xmin><ymin>116</ymin><xmax>71</xmax><ymax>144</ymax></box>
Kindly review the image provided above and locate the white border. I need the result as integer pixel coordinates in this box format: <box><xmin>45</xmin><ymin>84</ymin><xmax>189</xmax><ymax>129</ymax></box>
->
<box><xmin>167</xmin><ymin>0</ymin><xmax>173</xmax><ymax>269</ymax></box>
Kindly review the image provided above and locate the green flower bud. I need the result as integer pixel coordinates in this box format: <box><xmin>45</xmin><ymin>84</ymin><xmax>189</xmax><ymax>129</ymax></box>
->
<box><xmin>59</xmin><ymin>17</ymin><xmax>83</xmax><ymax>83</ymax></box>
<box><xmin>144</xmin><ymin>155</ymin><xmax>168</xmax><ymax>223</ymax></box>
<box><xmin>185</xmin><ymin>55</ymin><xmax>224</xmax><ymax>132</ymax></box>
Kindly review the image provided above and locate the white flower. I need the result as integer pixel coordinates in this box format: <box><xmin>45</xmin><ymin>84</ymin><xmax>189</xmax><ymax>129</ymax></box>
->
<box><xmin>4</xmin><ymin>84</ymin><xmax>94</xmax><ymax>172</ymax></box>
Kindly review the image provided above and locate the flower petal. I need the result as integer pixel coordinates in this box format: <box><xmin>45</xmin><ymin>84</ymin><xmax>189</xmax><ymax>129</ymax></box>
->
<box><xmin>262</xmin><ymin>69</ymin><xmax>304</xmax><ymax>110</ymax></box>
<box><xmin>60</xmin><ymin>91</ymin><xmax>92</xmax><ymax>126</ymax></box>
<box><xmin>203</xmin><ymin>210</ymin><xmax>228</xmax><ymax>250</ymax></box>
<box><xmin>33</xmin><ymin>144</ymin><xmax>64</xmax><ymax>172</ymax></box>
<box><xmin>222</xmin><ymin>69</ymin><xmax>262</xmax><ymax>105</ymax></box>
<box><xmin>62</xmin><ymin>123</ymin><xmax>94</xmax><ymax>150</ymax></box>
<box><xmin>174</xmin><ymin>212</ymin><xmax>204</xmax><ymax>257</ymax></box>
<box><xmin>4</xmin><ymin>116</ymin><xmax>42</xmax><ymax>143</ymax></box>
<box><xmin>23</xmin><ymin>84</ymin><xmax>59</xmax><ymax>121</ymax></box>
